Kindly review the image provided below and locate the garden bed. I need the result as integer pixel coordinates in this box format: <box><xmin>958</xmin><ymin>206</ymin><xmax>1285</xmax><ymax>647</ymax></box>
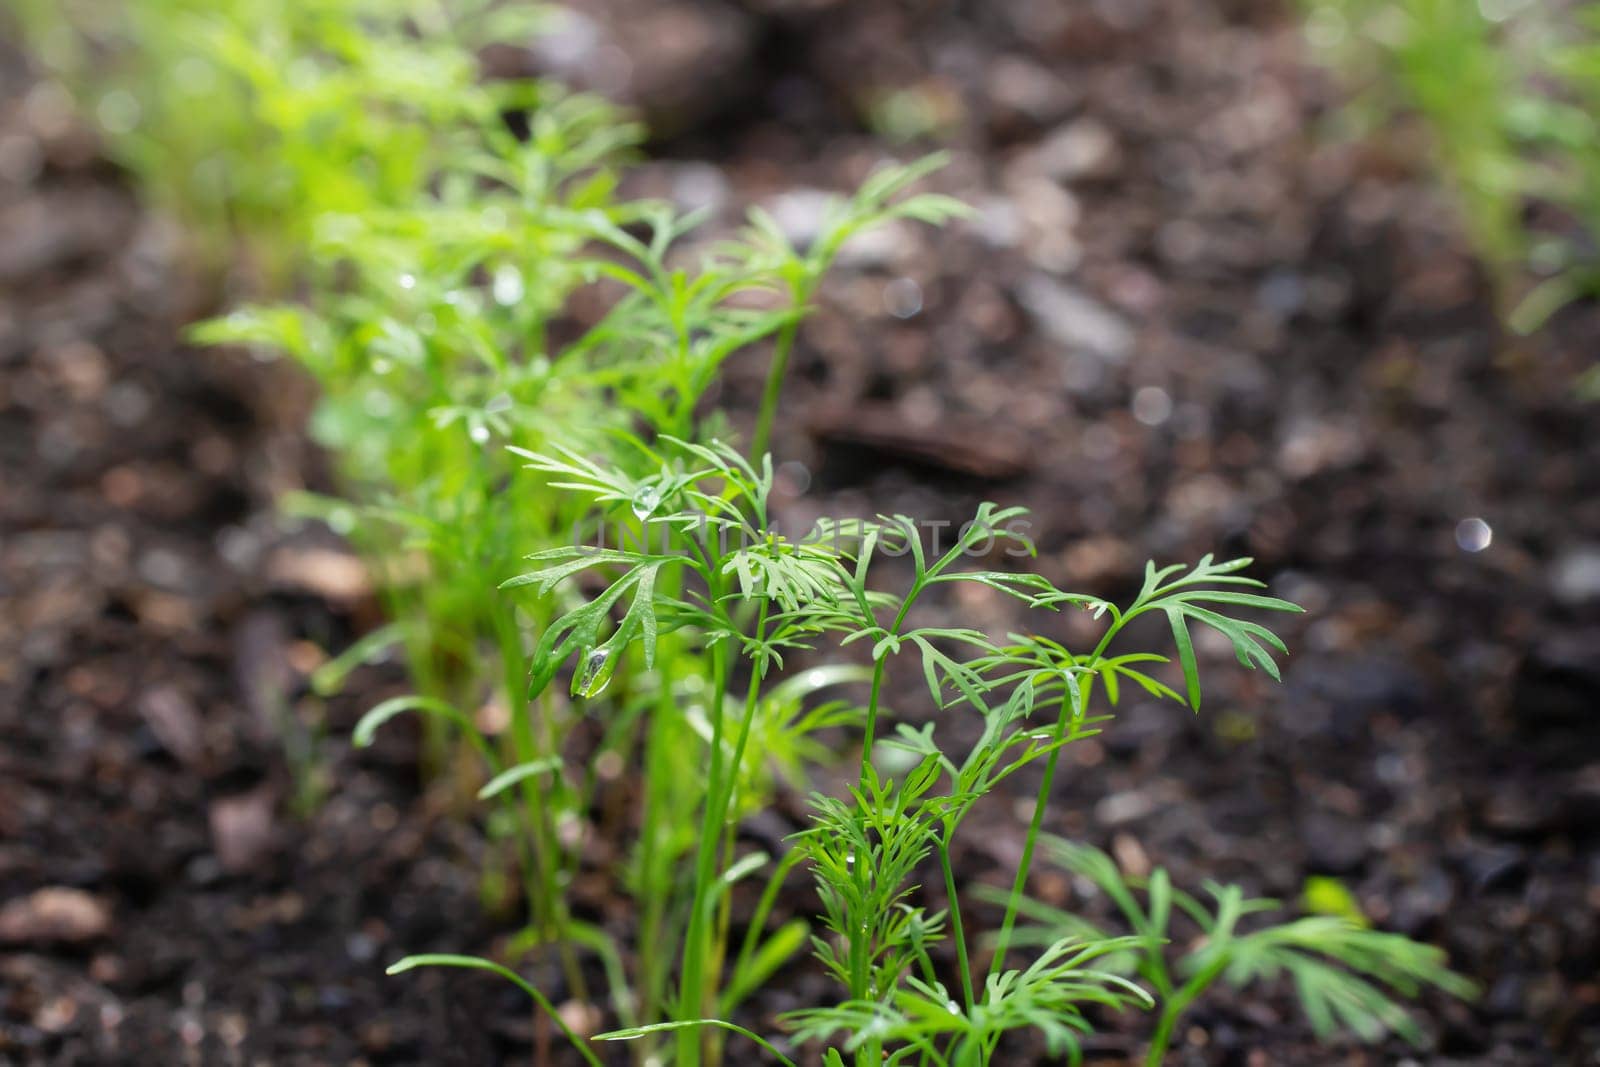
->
<box><xmin>2</xmin><ymin>2</ymin><xmax>1597</xmax><ymax>1063</ymax></box>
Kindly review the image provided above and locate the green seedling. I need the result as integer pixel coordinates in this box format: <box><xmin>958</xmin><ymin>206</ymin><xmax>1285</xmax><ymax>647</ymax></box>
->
<box><xmin>393</xmin><ymin>436</ymin><xmax>1467</xmax><ymax>1066</ymax></box>
<box><xmin>1303</xmin><ymin>0</ymin><xmax>1600</xmax><ymax>383</ymax></box>
<box><xmin>984</xmin><ymin>840</ymin><xmax>1478</xmax><ymax>1065</ymax></box>
<box><xmin>19</xmin><ymin>2</ymin><xmax>1478</xmax><ymax>1061</ymax></box>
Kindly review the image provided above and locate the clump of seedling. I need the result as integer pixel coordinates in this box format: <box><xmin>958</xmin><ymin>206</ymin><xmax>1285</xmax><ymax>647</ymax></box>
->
<box><xmin>200</xmin><ymin>138</ymin><xmax>963</xmax><ymax>1022</ymax></box>
<box><xmin>391</xmin><ymin>436</ymin><xmax>1472</xmax><ymax>1064</ymax></box>
<box><xmin>14</xmin><ymin>0</ymin><xmax>557</xmax><ymax>283</ymax></box>
<box><xmin>981</xmin><ymin>840</ymin><xmax>1476</xmax><ymax>1066</ymax></box>
<box><xmin>1303</xmin><ymin>0</ymin><xmax>1600</xmax><ymax>389</ymax></box>
<box><xmin>19</xmin><ymin>1</ymin><xmax>1478</xmax><ymax>1061</ymax></box>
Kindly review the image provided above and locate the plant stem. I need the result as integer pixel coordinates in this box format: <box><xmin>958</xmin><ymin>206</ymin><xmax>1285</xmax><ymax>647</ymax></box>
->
<box><xmin>984</xmin><ymin>689</ymin><xmax>1073</xmax><ymax>982</ymax></box>
<box><xmin>1143</xmin><ymin>957</ymin><xmax>1226</xmax><ymax>1067</ymax></box>
<box><xmin>858</xmin><ymin>591</ymin><xmax>918</xmax><ymax>780</ymax></box>
<box><xmin>675</xmin><ymin>571</ymin><xmax>738</xmax><ymax>1067</ymax></box>
<box><xmin>498</xmin><ymin>610</ymin><xmax>588</xmax><ymax>1005</ymax></box>
<box><xmin>939</xmin><ymin>834</ymin><xmax>976</xmax><ymax>1014</ymax></box>
<box><xmin>704</xmin><ymin>602</ymin><xmax>770</xmax><ymax>1067</ymax></box>
<box><xmin>988</xmin><ymin>622</ymin><xmax>1128</xmax><ymax>983</ymax></box>
<box><xmin>849</xmin><ymin>586</ymin><xmax>918</xmax><ymax>1067</ymax></box>
<box><xmin>749</xmin><ymin>303</ymin><xmax>804</xmax><ymax>461</ymax></box>
<box><xmin>636</xmin><ymin>654</ymin><xmax>674</xmax><ymax>1026</ymax></box>
<box><xmin>859</xmin><ymin>657</ymin><xmax>888</xmax><ymax>783</ymax></box>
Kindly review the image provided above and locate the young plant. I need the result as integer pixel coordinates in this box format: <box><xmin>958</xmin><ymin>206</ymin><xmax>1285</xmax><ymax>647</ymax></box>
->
<box><xmin>390</xmin><ymin>447</ymin><xmax>1472</xmax><ymax>1062</ymax></box>
<box><xmin>259</xmin><ymin>140</ymin><xmax>963</xmax><ymax>1056</ymax></box>
<box><xmin>392</xmin><ymin>433</ymin><xmax>1468</xmax><ymax>1065</ymax></box>
<box><xmin>1303</xmin><ymin>0</ymin><xmax>1600</xmax><ymax>388</ymax></box>
<box><xmin>27</xmin><ymin>0</ymin><xmax>971</xmax><ymax>1029</ymax></box>
<box><xmin>984</xmin><ymin>839</ymin><xmax>1479</xmax><ymax>1065</ymax></box>
<box><xmin>21</xmin><ymin>2</ymin><xmax>1478</xmax><ymax>1056</ymax></box>
<box><xmin>14</xmin><ymin>0</ymin><xmax>554</xmax><ymax>284</ymax></box>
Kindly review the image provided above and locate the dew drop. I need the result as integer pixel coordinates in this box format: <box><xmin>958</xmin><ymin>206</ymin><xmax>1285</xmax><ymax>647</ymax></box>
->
<box><xmin>844</xmin><ymin>851</ymin><xmax>856</xmax><ymax>867</ymax></box>
<box><xmin>631</xmin><ymin>484</ymin><xmax>662</xmax><ymax>520</ymax></box>
<box><xmin>573</xmin><ymin>649</ymin><xmax>613</xmax><ymax>698</ymax></box>
<box><xmin>398</xmin><ymin>273</ymin><xmax>417</xmax><ymax>290</ymax></box>
<box><xmin>469</xmin><ymin>424</ymin><xmax>490</xmax><ymax>444</ymax></box>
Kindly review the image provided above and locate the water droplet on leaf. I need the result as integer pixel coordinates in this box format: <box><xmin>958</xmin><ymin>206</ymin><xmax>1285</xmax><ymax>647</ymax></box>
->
<box><xmin>573</xmin><ymin>649</ymin><xmax>613</xmax><ymax>698</ymax></box>
<box><xmin>469</xmin><ymin>424</ymin><xmax>490</xmax><ymax>444</ymax></box>
<box><xmin>631</xmin><ymin>485</ymin><xmax>662</xmax><ymax>520</ymax></box>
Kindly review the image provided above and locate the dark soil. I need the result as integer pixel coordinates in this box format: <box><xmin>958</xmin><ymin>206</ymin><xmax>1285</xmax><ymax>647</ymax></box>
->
<box><xmin>3</xmin><ymin>2</ymin><xmax>1597</xmax><ymax>1064</ymax></box>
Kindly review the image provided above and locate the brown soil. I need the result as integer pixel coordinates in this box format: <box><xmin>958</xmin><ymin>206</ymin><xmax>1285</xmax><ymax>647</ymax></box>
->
<box><xmin>3</xmin><ymin>2</ymin><xmax>1597</xmax><ymax>1064</ymax></box>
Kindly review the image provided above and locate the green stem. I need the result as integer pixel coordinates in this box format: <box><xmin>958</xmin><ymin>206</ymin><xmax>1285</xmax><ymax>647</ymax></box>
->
<box><xmin>849</xmin><ymin>589</ymin><xmax>919</xmax><ymax>1067</ymax></box>
<box><xmin>1143</xmin><ymin>957</ymin><xmax>1226</xmax><ymax>1067</ymax></box>
<box><xmin>636</xmin><ymin>651</ymin><xmax>674</xmax><ymax>1027</ymax></box>
<box><xmin>675</xmin><ymin>573</ymin><xmax>741</xmax><ymax>1066</ymax></box>
<box><xmin>859</xmin><ymin>657</ymin><xmax>889</xmax><ymax>783</ymax></box>
<box><xmin>938</xmin><ymin>834</ymin><xmax>976</xmax><ymax>1014</ymax></box>
<box><xmin>704</xmin><ymin>602</ymin><xmax>770</xmax><ymax>1067</ymax></box>
<box><xmin>987</xmin><ymin>619</ymin><xmax>1129</xmax><ymax>984</ymax></box>
<box><xmin>858</xmin><ymin>592</ymin><xmax>918</xmax><ymax>781</ymax></box>
<box><xmin>498</xmin><ymin>610</ymin><xmax>588</xmax><ymax>1006</ymax></box>
<box><xmin>637</xmin><ymin>561</ymin><xmax>692</xmax><ymax>1043</ymax></box>
<box><xmin>984</xmin><ymin>689</ymin><xmax>1072</xmax><ymax>982</ymax></box>
<box><xmin>749</xmin><ymin>304</ymin><xmax>805</xmax><ymax>461</ymax></box>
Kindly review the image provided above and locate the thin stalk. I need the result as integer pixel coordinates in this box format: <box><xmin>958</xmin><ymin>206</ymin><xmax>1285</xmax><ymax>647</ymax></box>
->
<box><xmin>858</xmin><ymin>591</ymin><xmax>919</xmax><ymax>780</ymax></box>
<box><xmin>983</xmin><ymin>688</ymin><xmax>1072</xmax><ymax>981</ymax></box>
<box><xmin>938</xmin><ymin>834</ymin><xmax>976</xmax><ymax>1014</ymax></box>
<box><xmin>637</xmin><ymin>548</ymin><xmax>700</xmax><ymax>1049</ymax></box>
<box><xmin>675</xmin><ymin>572</ymin><xmax>733</xmax><ymax>1067</ymax></box>
<box><xmin>986</xmin><ymin>620</ymin><xmax>1128</xmax><ymax>984</ymax></box>
<box><xmin>749</xmin><ymin>299</ymin><xmax>806</xmax><ymax>462</ymax></box>
<box><xmin>704</xmin><ymin>602</ymin><xmax>770</xmax><ymax>1067</ymax></box>
<box><xmin>1143</xmin><ymin>956</ymin><xmax>1227</xmax><ymax>1067</ymax></box>
<box><xmin>497</xmin><ymin>609</ymin><xmax>588</xmax><ymax>1005</ymax></box>
<box><xmin>635</xmin><ymin>649</ymin><xmax>675</xmax><ymax>1028</ymax></box>
<box><xmin>850</xmin><ymin>584</ymin><xmax>919</xmax><ymax>1067</ymax></box>
<box><xmin>724</xmin><ymin>847</ymin><xmax>807</xmax><ymax>1014</ymax></box>
<box><xmin>859</xmin><ymin>658</ymin><xmax>889</xmax><ymax>783</ymax></box>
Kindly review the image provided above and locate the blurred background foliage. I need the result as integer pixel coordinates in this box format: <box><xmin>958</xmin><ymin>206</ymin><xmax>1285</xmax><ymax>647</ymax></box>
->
<box><xmin>1303</xmin><ymin>0</ymin><xmax>1600</xmax><ymax>391</ymax></box>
